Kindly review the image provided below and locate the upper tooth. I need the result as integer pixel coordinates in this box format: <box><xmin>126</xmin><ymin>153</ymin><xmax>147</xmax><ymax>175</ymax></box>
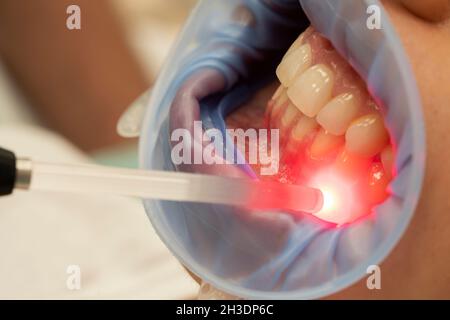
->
<box><xmin>345</xmin><ymin>113</ymin><xmax>389</xmax><ymax>157</ymax></box>
<box><xmin>316</xmin><ymin>92</ymin><xmax>361</xmax><ymax>135</ymax></box>
<box><xmin>287</xmin><ymin>64</ymin><xmax>334</xmax><ymax>117</ymax></box>
<box><xmin>276</xmin><ymin>44</ymin><xmax>312</xmax><ymax>87</ymax></box>
<box><xmin>291</xmin><ymin>115</ymin><xmax>318</xmax><ymax>142</ymax></box>
<box><xmin>285</xmin><ymin>33</ymin><xmax>305</xmax><ymax>57</ymax></box>
<box><xmin>310</xmin><ymin>129</ymin><xmax>344</xmax><ymax>160</ymax></box>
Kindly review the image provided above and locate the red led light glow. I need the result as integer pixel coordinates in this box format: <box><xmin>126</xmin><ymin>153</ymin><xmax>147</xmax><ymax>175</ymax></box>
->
<box><xmin>308</xmin><ymin>169</ymin><xmax>369</xmax><ymax>225</ymax></box>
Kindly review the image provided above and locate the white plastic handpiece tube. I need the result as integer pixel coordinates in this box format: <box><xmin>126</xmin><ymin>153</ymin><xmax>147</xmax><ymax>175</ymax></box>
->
<box><xmin>28</xmin><ymin>161</ymin><xmax>323</xmax><ymax>214</ymax></box>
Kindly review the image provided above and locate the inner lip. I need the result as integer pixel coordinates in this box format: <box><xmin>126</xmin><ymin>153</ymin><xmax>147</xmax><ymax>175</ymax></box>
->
<box><xmin>225</xmin><ymin>27</ymin><xmax>395</xmax><ymax>225</ymax></box>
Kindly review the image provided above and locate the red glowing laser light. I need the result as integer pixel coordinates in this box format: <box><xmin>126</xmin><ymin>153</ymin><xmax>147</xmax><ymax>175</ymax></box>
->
<box><xmin>308</xmin><ymin>169</ymin><xmax>361</xmax><ymax>225</ymax></box>
<box><xmin>321</xmin><ymin>186</ymin><xmax>341</xmax><ymax>214</ymax></box>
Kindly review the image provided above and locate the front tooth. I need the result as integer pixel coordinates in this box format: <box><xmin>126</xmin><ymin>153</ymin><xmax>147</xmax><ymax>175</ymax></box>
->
<box><xmin>345</xmin><ymin>113</ymin><xmax>389</xmax><ymax>157</ymax></box>
<box><xmin>280</xmin><ymin>102</ymin><xmax>299</xmax><ymax>128</ymax></box>
<box><xmin>316</xmin><ymin>93</ymin><xmax>361</xmax><ymax>135</ymax></box>
<box><xmin>276</xmin><ymin>44</ymin><xmax>312</xmax><ymax>87</ymax></box>
<box><xmin>291</xmin><ymin>115</ymin><xmax>318</xmax><ymax>142</ymax></box>
<box><xmin>310</xmin><ymin>129</ymin><xmax>344</xmax><ymax>160</ymax></box>
<box><xmin>287</xmin><ymin>64</ymin><xmax>334</xmax><ymax>117</ymax></box>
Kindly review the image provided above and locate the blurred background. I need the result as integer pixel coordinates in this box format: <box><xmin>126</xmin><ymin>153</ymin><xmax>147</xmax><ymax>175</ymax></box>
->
<box><xmin>0</xmin><ymin>0</ymin><xmax>198</xmax><ymax>166</ymax></box>
<box><xmin>0</xmin><ymin>0</ymin><xmax>200</xmax><ymax>299</ymax></box>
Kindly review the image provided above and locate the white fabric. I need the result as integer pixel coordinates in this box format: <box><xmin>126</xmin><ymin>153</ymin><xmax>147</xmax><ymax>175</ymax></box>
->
<box><xmin>0</xmin><ymin>1</ymin><xmax>200</xmax><ymax>299</ymax></box>
<box><xmin>0</xmin><ymin>124</ymin><xmax>198</xmax><ymax>299</ymax></box>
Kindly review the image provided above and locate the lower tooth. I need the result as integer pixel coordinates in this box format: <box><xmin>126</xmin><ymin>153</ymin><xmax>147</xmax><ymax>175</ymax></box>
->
<box><xmin>345</xmin><ymin>113</ymin><xmax>389</xmax><ymax>157</ymax></box>
<box><xmin>290</xmin><ymin>115</ymin><xmax>318</xmax><ymax>142</ymax></box>
<box><xmin>271</xmin><ymin>84</ymin><xmax>284</xmax><ymax>101</ymax></box>
<box><xmin>363</xmin><ymin>162</ymin><xmax>390</xmax><ymax>205</ymax></box>
<box><xmin>309</xmin><ymin>129</ymin><xmax>344</xmax><ymax>160</ymax></box>
<box><xmin>269</xmin><ymin>88</ymin><xmax>289</xmax><ymax>122</ymax></box>
<box><xmin>265</xmin><ymin>99</ymin><xmax>275</xmax><ymax>119</ymax></box>
<box><xmin>273</xmin><ymin>89</ymin><xmax>289</xmax><ymax>112</ymax></box>
<box><xmin>334</xmin><ymin>148</ymin><xmax>371</xmax><ymax>181</ymax></box>
<box><xmin>381</xmin><ymin>145</ymin><xmax>394</xmax><ymax>178</ymax></box>
<box><xmin>280</xmin><ymin>103</ymin><xmax>300</xmax><ymax>128</ymax></box>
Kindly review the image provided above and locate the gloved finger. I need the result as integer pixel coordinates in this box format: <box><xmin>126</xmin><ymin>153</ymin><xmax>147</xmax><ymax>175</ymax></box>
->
<box><xmin>117</xmin><ymin>89</ymin><xmax>152</xmax><ymax>138</ymax></box>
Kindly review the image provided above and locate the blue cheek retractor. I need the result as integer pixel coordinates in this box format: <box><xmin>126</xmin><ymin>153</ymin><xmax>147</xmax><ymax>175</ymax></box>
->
<box><xmin>139</xmin><ymin>0</ymin><xmax>425</xmax><ymax>299</ymax></box>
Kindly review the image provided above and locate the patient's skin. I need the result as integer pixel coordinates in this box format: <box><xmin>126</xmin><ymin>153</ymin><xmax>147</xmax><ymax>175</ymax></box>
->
<box><xmin>329</xmin><ymin>0</ymin><xmax>450</xmax><ymax>299</ymax></box>
<box><xmin>0</xmin><ymin>0</ymin><xmax>149</xmax><ymax>151</ymax></box>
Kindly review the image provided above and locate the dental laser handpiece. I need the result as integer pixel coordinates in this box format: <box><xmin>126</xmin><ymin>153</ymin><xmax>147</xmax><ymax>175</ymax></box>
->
<box><xmin>0</xmin><ymin>147</ymin><xmax>323</xmax><ymax>214</ymax></box>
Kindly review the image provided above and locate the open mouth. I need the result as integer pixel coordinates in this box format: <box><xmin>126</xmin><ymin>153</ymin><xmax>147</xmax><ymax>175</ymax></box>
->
<box><xmin>226</xmin><ymin>27</ymin><xmax>395</xmax><ymax>225</ymax></box>
<box><xmin>144</xmin><ymin>0</ymin><xmax>425</xmax><ymax>299</ymax></box>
